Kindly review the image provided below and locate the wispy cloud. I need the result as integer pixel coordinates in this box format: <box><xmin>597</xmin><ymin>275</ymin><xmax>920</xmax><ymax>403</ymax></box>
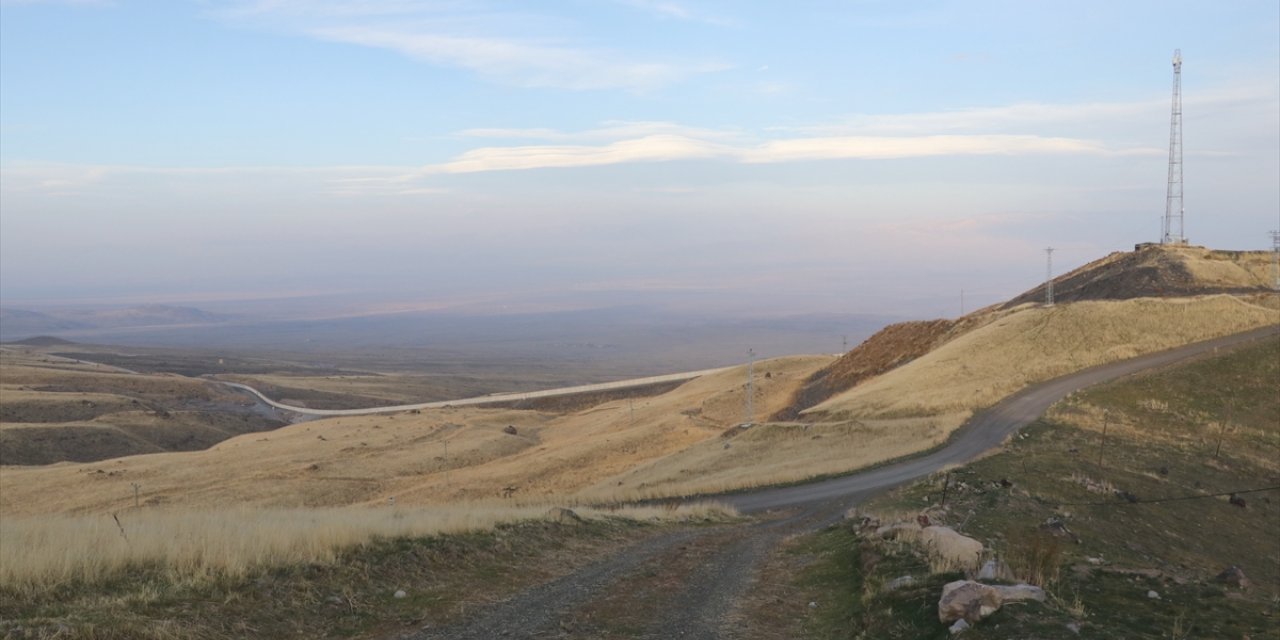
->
<box><xmin>0</xmin><ymin>0</ymin><xmax>112</xmax><ymax>5</ymax></box>
<box><xmin>419</xmin><ymin>130</ymin><xmax>1156</xmax><ymax>174</ymax></box>
<box><xmin>615</xmin><ymin>0</ymin><xmax>739</xmax><ymax>27</ymax></box>
<box><xmin>215</xmin><ymin>1</ymin><xmax>728</xmax><ymax>91</ymax></box>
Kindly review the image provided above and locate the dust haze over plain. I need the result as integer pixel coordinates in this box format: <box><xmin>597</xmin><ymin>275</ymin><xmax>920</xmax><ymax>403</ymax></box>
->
<box><xmin>2</xmin><ymin>1</ymin><xmax>1278</xmax><ymax>356</ymax></box>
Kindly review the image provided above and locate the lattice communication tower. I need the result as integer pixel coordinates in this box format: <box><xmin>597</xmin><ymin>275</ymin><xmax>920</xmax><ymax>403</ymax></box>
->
<box><xmin>1162</xmin><ymin>49</ymin><xmax>1185</xmax><ymax>244</ymax></box>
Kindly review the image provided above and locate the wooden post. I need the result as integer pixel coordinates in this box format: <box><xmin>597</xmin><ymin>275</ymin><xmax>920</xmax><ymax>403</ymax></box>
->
<box><xmin>1215</xmin><ymin>401</ymin><xmax>1232</xmax><ymax>458</ymax></box>
<box><xmin>940</xmin><ymin>472</ymin><xmax>952</xmax><ymax>507</ymax></box>
<box><xmin>1098</xmin><ymin>412</ymin><xmax>1109</xmax><ymax>468</ymax></box>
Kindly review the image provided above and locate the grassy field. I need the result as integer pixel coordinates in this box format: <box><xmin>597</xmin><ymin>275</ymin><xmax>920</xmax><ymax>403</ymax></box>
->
<box><xmin>0</xmin><ymin>356</ymin><xmax>832</xmax><ymax>515</ymax></box>
<box><xmin>0</xmin><ymin>504</ymin><xmax>733</xmax><ymax>639</ymax></box>
<box><xmin>773</xmin><ymin>336</ymin><xmax>1280</xmax><ymax>639</ymax></box>
<box><xmin>0</xmin><ymin>348</ymin><xmax>285</xmax><ymax>465</ymax></box>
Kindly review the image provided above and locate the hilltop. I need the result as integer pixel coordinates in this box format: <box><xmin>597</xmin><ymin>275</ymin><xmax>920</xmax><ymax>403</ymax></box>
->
<box><xmin>778</xmin><ymin>244</ymin><xmax>1278</xmax><ymax>419</ymax></box>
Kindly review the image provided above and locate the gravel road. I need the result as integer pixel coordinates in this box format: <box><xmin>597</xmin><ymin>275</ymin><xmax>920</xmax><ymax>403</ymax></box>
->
<box><xmin>394</xmin><ymin>324</ymin><xmax>1279</xmax><ymax>639</ymax></box>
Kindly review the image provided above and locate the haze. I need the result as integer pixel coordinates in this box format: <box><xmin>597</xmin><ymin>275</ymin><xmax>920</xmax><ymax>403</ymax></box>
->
<box><xmin>2</xmin><ymin>0</ymin><xmax>1278</xmax><ymax>320</ymax></box>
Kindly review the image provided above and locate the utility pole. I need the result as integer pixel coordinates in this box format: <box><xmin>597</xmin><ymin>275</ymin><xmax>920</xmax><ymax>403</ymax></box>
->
<box><xmin>744</xmin><ymin>348</ymin><xmax>756</xmax><ymax>425</ymax></box>
<box><xmin>1045</xmin><ymin>247</ymin><xmax>1056</xmax><ymax>306</ymax></box>
<box><xmin>1162</xmin><ymin>49</ymin><xmax>1185</xmax><ymax>244</ymax></box>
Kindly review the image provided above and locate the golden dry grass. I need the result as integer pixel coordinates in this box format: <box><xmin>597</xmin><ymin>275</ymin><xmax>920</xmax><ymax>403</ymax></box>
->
<box><xmin>0</xmin><ymin>355</ymin><xmax>831</xmax><ymax>516</ymax></box>
<box><xmin>0</xmin><ymin>501</ymin><xmax>736</xmax><ymax>591</ymax></box>
<box><xmin>809</xmin><ymin>295</ymin><xmax>1277</xmax><ymax>422</ymax></box>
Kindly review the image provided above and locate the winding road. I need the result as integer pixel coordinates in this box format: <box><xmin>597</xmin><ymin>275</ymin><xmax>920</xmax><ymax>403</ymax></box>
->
<box><xmin>404</xmin><ymin>323</ymin><xmax>1279</xmax><ymax>640</ymax></box>
<box><xmin>217</xmin><ymin>366</ymin><xmax>732</xmax><ymax>417</ymax></box>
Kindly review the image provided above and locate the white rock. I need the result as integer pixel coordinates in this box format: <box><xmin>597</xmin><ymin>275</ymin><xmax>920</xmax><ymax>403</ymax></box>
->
<box><xmin>885</xmin><ymin>575</ymin><xmax>917</xmax><ymax>591</ymax></box>
<box><xmin>394</xmin><ymin>590</ymin><xmax>407</xmax><ymax>599</ymax></box>
<box><xmin>1146</xmin><ymin>590</ymin><xmax>1160</xmax><ymax>599</ymax></box>
<box><xmin>949</xmin><ymin>619</ymin><xmax>971</xmax><ymax>635</ymax></box>
<box><xmin>938</xmin><ymin>580</ymin><xmax>1001</xmax><ymax>624</ymax></box>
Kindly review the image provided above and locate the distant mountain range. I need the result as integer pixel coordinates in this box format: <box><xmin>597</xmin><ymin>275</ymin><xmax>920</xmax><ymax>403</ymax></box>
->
<box><xmin>0</xmin><ymin>304</ymin><xmax>232</xmax><ymax>341</ymax></box>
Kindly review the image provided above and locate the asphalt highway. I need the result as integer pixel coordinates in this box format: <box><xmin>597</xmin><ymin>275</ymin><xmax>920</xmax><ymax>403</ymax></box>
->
<box><xmin>725</xmin><ymin>323</ymin><xmax>1280</xmax><ymax>513</ymax></box>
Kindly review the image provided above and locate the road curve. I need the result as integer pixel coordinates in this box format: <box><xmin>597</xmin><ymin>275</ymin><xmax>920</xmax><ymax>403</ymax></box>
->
<box><xmin>216</xmin><ymin>366</ymin><xmax>732</xmax><ymax>417</ymax></box>
<box><xmin>725</xmin><ymin>323</ymin><xmax>1280</xmax><ymax>513</ymax></box>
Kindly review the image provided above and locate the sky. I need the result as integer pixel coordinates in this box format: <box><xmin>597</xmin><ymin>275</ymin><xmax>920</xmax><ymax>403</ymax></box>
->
<box><xmin>1</xmin><ymin>0</ymin><xmax>1277</xmax><ymax>318</ymax></box>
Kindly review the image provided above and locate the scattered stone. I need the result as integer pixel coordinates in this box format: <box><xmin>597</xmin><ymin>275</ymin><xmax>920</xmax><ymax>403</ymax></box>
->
<box><xmin>1215</xmin><ymin>565</ymin><xmax>1250</xmax><ymax>589</ymax></box>
<box><xmin>885</xmin><ymin>575</ymin><xmax>917</xmax><ymax>591</ymax></box>
<box><xmin>808</xmin><ymin>601</ymin><xmax>818</xmax><ymax>609</ymax></box>
<box><xmin>977</xmin><ymin>559</ymin><xmax>1006</xmax><ymax>581</ymax></box>
<box><xmin>949</xmin><ymin>619</ymin><xmax>970</xmax><ymax>635</ymax></box>
<box><xmin>1040</xmin><ymin>517</ymin><xmax>1079</xmax><ymax>542</ymax></box>
<box><xmin>394</xmin><ymin>590</ymin><xmax>407</xmax><ymax>599</ymax></box>
<box><xmin>327</xmin><ymin>595</ymin><xmax>344</xmax><ymax>605</ymax></box>
<box><xmin>1158</xmin><ymin>465</ymin><xmax>1169</xmax><ymax>476</ymax></box>
<box><xmin>546</xmin><ymin>507</ymin><xmax>583</xmax><ymax>524</ymax></box>
<box><xmin>992</xmin><ymin>584</ymin><xmax>1046</xmax><ymax>603</ymax></box>
<box><xmin>503</xmin><ymin>425</ymin><xmax>518</xmax><ymax>435</ymax></box>
<box><xmin>1086</xmin><ymin>556</ymin><xmax>1104</xmax><ymax>566</ymax></box>
<box><xmin>1066</xmin><ymin>621</ymin><xmax>1082</xmax><ymax>634</ymax></box>
<box><xmin>998</xmin><ymin>478</ymin><xmax>1013</xmax><ymax>488</ymax></box>
<box><xmin>1229</xmin><ymin>493</ymin><xmax>1247</xmax><ymax>508</ymax></box>
<box><xmin>1116</xmin><ymin>490</ymin><xmax>1139</xmax><ymax>503</ymax></box>
<box><xmin>938</xmin><ymin>580</ymin><xmax>1001</xmax><ymax>624</ymax></box>
<box><xmin>1146</xmin><ymin>590</ymin><xmax>1160</xmax><ymax>599</ymax></box>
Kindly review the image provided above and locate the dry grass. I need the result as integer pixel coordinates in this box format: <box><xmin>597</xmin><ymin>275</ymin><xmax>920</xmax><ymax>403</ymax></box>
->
<box><xmin>0</xmin><ymin>501</ymin><xmax>735</xmax><ymax>592</ymax></box>
<box><xmin>0</xmin><ymin>355</ymin><xmax>830</xmax><ymax>515</ymax></box>
<box><xmin>576</xmin><ymin>413</ymin><xmax>968</xmax><ymax>501</ymax></box>
<box><xmin>809</xmin><ymin>295</ymin><xmax>1277</xmax><ymax>422</ymax></box>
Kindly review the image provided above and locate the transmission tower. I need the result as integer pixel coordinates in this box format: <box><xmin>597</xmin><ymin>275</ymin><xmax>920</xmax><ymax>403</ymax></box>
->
<box><xmin>1162</xmin><ymin>49</ymin><xmax>1185</xmax><ymax>244</ymax></box>
<box><xmin>1045</xmin><ymin>247</ymin><xmax>1055</xmax><ymax>306</ymax></box>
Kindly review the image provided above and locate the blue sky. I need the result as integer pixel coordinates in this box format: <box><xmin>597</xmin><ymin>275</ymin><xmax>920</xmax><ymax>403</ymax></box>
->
<box><xmin>1</xmin><ymin>0</ymin><xmax>1277</xmax><ymax>316</ymax></box>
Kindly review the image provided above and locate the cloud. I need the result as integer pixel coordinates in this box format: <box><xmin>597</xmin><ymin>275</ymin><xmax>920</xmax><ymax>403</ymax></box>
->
<box><xmin>419</xmin><ymin>131</ymin><xmax>1157</xmax><ymax>174</ymax></box>
<box><xmin>216</xmin><ymin>1</ymin><xmax>728</xmax><ymax>91</ymax></box>
<box><xmin>424</xmin><ymin>134</ymin><xmax>733</xmax><ymax>173</ymax></box>
<box><xmin>615</xmin><ymin>0</ymin><xmax>739</xmax><ymax>27</ymax></box>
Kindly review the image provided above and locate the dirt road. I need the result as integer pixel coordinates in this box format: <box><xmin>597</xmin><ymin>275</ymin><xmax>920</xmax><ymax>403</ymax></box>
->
<box><xmin>398</xmin><ymin>324</ymin><xmax>1279</xmax><ymax>640</ymax></box>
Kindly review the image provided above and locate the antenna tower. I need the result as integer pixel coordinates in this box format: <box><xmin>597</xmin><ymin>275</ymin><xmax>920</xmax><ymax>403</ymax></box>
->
<box><xmin>1045</xmin><ymin>247</ymin><xmax>1055</xmax><ymax>306</ymax></box>
<box><xmin>1162</xmin><ymin>49</ymin><xmax>1185</xmax><ymax>244</ymax></box>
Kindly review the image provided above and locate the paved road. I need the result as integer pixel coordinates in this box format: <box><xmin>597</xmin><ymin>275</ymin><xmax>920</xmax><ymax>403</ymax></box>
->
<box><xmin>403</xmin><ymin>323</ymin><xmax>1278</xmax><ymax>640</ymax></box>
<box><xmin>216</xmin><ymin>366</ymin><xmax>732</xmax><ymax>417</ymax></box>
<box><xmin>725</xmin><ymin>322</ymin><xmax>1280</xmax><ymax>513</ymax></box>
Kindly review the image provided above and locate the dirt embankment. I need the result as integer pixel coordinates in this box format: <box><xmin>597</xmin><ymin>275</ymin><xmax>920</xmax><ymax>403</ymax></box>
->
<box><xmin>772</xmin><ymin>319</ymin><xmax>958</xmax><ymax>420</ymax></box>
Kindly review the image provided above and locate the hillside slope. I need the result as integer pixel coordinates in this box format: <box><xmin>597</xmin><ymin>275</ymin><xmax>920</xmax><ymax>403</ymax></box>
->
<box><xmin>779</xmin><ymin>245</ymin><xmax>1278</xmax><ymax>419</ymax></box>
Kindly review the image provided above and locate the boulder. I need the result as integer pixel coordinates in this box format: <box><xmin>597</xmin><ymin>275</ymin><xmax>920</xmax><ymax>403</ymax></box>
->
<box><xmin>938</xmin><ymin>580</ymin><xmax>1001</xmax><ymax>624</ymax></box>
<box><xmin>921</xmin><ymin>526</ymin><xmax>984</xmax><ymax>568</ymax></box>
<box><xmin>1215</xmin><ymin>565</ymin><xmax>1250</xmax><ymax>589</ymax></box>
<box><xmin>546</xmin><ymin>507</ymin><xmax>583</xmax><ymax>524</ymax></box>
